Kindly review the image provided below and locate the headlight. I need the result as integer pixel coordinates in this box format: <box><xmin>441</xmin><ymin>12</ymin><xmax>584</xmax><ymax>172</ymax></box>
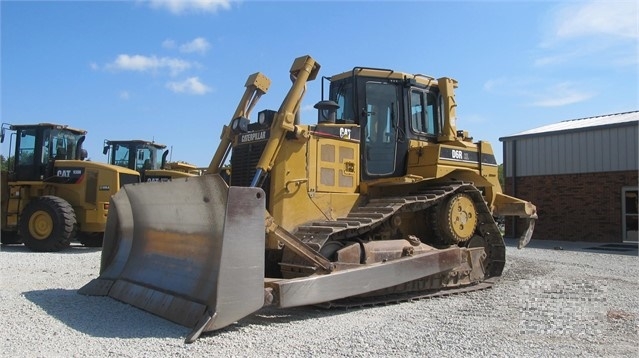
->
<box><xmin>257</xmin><ymin>110</ymin><xmax>276</xmax><ymax>128</ymax></box>
<box><xmin>230</xmin><ymin>117</ymin><xmax>250</xmax><ymax>133</ymax></box>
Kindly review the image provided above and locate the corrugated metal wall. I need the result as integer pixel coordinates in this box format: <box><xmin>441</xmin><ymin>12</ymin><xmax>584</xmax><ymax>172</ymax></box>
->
<box><xmin>504</xmin><ymin>123</ymin><xmax>638</xmax><ymax>177</ymax></box>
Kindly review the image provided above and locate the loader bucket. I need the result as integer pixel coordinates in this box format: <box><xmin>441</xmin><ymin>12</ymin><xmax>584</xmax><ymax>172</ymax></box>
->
<box><xmin>79</xmin><ymin>175</ymin><xmax>266</xmax><ymax>343</ymax></box>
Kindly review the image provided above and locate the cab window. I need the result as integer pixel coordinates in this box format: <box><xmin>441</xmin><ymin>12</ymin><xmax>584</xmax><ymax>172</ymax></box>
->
<box><xmin>17</xmin><ymin>129</ymin><xmax>37</xmax><ymax>166</ymax></box>
<box><xmin>410</xmin><ymin>89</ymin><xmax>438</xmax><ymax>136</ymax></box>
<box><xmin>333</xmin><ymin>81</ymin><xmax>355</xmax><ymax>123</ymax></box>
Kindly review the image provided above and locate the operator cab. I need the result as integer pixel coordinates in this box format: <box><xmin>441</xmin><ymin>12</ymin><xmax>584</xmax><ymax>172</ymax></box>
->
<box><xmin>103</xmin><ymin>140</ymin><xmax>169</xmax><ymax>172</ymax></box>
<box><xmin>1</xmin><ymin>123</ymin><xmax>87</xmax><ymax>181</ymax></box>
<box><xmin>326</xmin><ymin>69</ymin><xmax>442</xmax><ymax>181</ymax></box>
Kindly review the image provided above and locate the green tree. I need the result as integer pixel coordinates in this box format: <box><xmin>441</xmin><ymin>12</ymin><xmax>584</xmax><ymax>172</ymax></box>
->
<box><xmin>1</xmin><ymin>155</ymin><xmax>14</xmax><ymax>171</ymax></box>
<box><xmin>498</xmin><ymin>163</ymin><xmax>504</xmax><ymax>189</ymax></box>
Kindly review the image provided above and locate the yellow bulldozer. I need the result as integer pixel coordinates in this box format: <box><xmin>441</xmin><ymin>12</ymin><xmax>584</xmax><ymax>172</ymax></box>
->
<box><xmin>103</xmin><ymin>139</ymin><xmax>199</xmax><ymax>182</ymax></box>
<box><xmin>1</xmin><ymin>123</ymin><xmax>140</xmax><ymax>251</ymax></box>
<box><xmin>80</xmin><ymin>55</ymin><xmax>537</xmax><ymax>342</ymax></box>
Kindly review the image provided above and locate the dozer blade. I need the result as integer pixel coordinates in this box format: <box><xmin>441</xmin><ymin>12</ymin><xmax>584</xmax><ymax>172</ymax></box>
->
<box><xmin>79</xmin><ymin>175</ymin><xmax>266</xmax><ymax>343</ymax></box>
<box><xmin>493</xmin><ymin>192</ymin><xmax>538</xmax><ymax>249</ymax></box>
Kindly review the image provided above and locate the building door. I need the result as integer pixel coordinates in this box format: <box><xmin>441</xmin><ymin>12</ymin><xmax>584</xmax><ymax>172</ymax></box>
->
<box><xmin>622</xmin><ymin>187</ymin><xmax>638</xmax><ymax>243</ymax></box>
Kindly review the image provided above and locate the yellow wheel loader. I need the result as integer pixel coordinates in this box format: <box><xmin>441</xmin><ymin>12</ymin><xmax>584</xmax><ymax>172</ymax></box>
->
<box><xmin>103</xmin><ymin>139</ymin><xmax>198</xmax><ymax>182</ymax></box>
<box><xmin>80</xmin><ymin>55</ymin><xmax>537</xmax><ymax>342</ymax></box>
<box><xmin>1</xmin><ymin>123</ymin><xmax>140</xmax><ymax>251</ymax></box>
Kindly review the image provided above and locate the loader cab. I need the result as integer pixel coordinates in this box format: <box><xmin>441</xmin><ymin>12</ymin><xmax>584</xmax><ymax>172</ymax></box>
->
<box><xmin>104</xmin><ymin>140</ymin><xmax>168</xmax><ymax>172</ymax></box>
<box><xmin>328</xmin><ymin>69</ymin><xmax>441</xmax><ymax>181</ymax></box>
<box><xmin>2</xmin><ymin>123</ymin><xmax>87</xmax><ymax>182</ymax></box>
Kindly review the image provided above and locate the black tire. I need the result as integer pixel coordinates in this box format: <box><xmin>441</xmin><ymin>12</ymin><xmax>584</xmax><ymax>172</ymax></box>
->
<box><xmin>78</xmin><ymin>232</ymin><xmax>103</xmax><ymax>247</ymax></box>
<box><xmin>1</xmin><ymin>230</ymin><xmax>22</xmax><ymax>245</ymax></box>
<box><xmin>19</xmin><ymin>196</ymin><xmax>76</xmax><ymax>252</ymax></box>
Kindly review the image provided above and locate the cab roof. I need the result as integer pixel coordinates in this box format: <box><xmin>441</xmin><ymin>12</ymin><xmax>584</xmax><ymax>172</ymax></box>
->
<box><xmin>329</xmin><ymin>67</ymin><xmax>442</xmax><ymax>88</ymax></box>
<box><xmin>105</xmin><ymin>139</ymin><xmax>167</xmax><ymax>149</ymax></box>
<box><xmin>9</xmin><ymin>123</ymin><xmax>87</xmax><ymax>135</ymax></box>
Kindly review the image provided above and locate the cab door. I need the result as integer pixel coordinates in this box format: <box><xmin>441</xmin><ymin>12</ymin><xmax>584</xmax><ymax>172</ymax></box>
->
<box><xmin>14</xmin><ymin>128</ymin><xmax>48</xmax><ymax>181</ymax></box>
<box><xmin>361</xmin><ymin>81</ymin><xmax>406</xmax><ymax>179</ymax></box>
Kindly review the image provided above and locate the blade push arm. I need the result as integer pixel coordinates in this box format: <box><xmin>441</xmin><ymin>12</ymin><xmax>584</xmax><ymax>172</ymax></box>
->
<box><xmin>250</xmin><ymin>55</ymin><xmax>320</xmax><ymax>186</ymax></box>
<box><xmin>207</xmin><ymin>72</ymin><xmax>271</xmax><ymax>175</ymax></box>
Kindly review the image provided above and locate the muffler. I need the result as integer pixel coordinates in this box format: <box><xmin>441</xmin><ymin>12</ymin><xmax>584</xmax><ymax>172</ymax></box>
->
<box><xmin>79</xmin><ymin>175</ymin><xmax>266</xmax><ymax>342</ymax></box>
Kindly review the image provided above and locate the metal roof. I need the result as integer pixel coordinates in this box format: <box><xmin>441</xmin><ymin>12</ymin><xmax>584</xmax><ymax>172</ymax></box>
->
<box><xmin>500</xmin><ymin>111</ymin><xmax>639</xmax><ymax>141</ymax></box>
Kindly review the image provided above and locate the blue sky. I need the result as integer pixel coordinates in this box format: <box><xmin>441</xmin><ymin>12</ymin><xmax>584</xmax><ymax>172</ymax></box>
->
<box><xmin>1</xmin><ymin>0</ymin><xmax>637</xmax><ymax>167</ymax></box>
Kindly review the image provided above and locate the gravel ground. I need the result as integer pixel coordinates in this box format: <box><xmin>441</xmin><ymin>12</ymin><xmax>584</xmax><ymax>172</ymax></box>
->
<box><xmin>1</xmin><ymin>239</ymin><xmax>637</xmax><ymax>357</ymax></box>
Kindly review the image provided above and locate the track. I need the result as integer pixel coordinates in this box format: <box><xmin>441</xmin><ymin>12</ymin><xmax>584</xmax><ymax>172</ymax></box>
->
<box><xmin>281</xmin><ymin>181</ymin><xmax>506</xmax><ymax>306</ymax></box>
<box><xmin>292</xmin><ymin>181</ymin><xmax>505</xmax><ymax>277</ymax></box>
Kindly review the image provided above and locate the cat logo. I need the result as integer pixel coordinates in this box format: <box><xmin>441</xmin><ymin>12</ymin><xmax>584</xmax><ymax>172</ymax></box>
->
<box><xmin>57</xmin><ymin>169</ymin><xmax>82</xmax><ymax>177</ymax></box>
<box><xmin>239</xmin><ymin>130</ymin><xmax>269</xmax><ymax>143</ymax></box>
<box><xmin>146</xmin><ymin>177</ymin><xmax>171</xmax><ymax>182</ymax></box>
<box><xmin>57</xmin><ymin>169</ymin><xmax>72</xmax><ymax>177</ymax></box>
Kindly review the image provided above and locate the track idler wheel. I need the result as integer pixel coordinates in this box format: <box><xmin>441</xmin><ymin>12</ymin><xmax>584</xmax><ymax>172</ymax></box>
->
<box><xmin>435</xmin><ymin>193</ymin><xmax>477</xmax><ymax>245</ymax></box>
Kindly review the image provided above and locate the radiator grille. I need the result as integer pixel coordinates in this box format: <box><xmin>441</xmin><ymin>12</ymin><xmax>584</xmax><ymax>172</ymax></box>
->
<box><xmin>231</xmin><ymin>139</ymin><xmax>271</xmax><ymax>207</ymax></box>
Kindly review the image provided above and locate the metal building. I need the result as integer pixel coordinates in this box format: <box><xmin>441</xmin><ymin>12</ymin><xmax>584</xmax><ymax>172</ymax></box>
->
<box><xmin>500</xmin><ymin>111</ymin><xmax>638</xmax><ymax>243</ymax></box>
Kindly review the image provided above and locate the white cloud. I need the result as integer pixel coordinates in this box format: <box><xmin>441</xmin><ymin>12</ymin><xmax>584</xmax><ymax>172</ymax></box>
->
<box><xmin>553</xmin><ymin>1</ymin><xmax>638</xmax><ymax>40</ymax></box>
<box><xmin>483</xmin><ymin>78</ymin><xmax>505</xmax><ymax>93</ymax></box>
<box><xmin>106</xmin><ymin>54</ymin><xmax>191</xmax><ymax>76</ymax></box>
<box><xmin>533</xmin><ymin>42</ymin><xmax>614</xmax><ymax>67</ymax></box>
<box><xmin>89</xmin><ymin>62</ymin><xmax>99</xmax><ymax>70</ymax></box>
<box><xmin>536</xmin><ymin>0</ymin><xmax>638</xmax><ymax>67</ymax></box>
<box><xmin>120</xmin><ymin>91</ymin><xmax>131</xmax><ymax>100</ymax></box>
<box><xmin>146</xmin><ymin>0</ymin><xmax>233</xmax><ymax>14</ymax></box>
<box><xmin>484</xmin><ymin>77</ymin><xmax>595</xmax><ymax>108</ymax></box>
<box><xmin>166</xmin><ymin>77</ymin><xmax>211</xmax><ymax>95</ymax></box>
<box><xmin>530</xmin><ymin>82</ymin><xmax>595</xmax><ymax>107</ymax></box>
<box><xmin>162</xmin><ymin>39</ymin><xmax>176</xmax><ymax>49</ymax></box>
<box><xmin>179</xmin><ymin>37</ymin><xmax>210</xmax><ymax>54</ymax></box>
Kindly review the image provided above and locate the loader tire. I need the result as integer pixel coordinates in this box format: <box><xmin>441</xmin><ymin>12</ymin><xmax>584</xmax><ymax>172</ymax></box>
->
<box><xmin>78</xmin><ymin>232</ymin><xmax>103</xmax><ymax>247</ymax></box>
<box><xmin>20</xmin><ymin>196</ymin><xmax>75</xmax><ymax>252</ymax></box>
<box><xmin>1</xmin><ymin>230</ymin><xmax>21</xmax><ymax>245</ymax></box>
